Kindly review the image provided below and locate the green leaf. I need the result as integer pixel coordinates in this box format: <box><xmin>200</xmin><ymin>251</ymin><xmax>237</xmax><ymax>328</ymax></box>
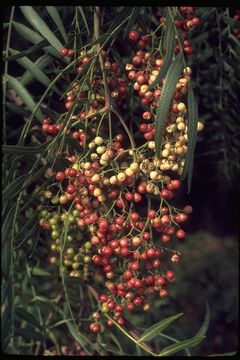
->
<box><xmin>148</xmin><ymin>9</ymin><xmax>175</xmax><ymax>91</ymax></box>
<box><xmin>13</xmin><ymin>21</ymin><xmax>61</xmax><ymax>59</ymax></box>
<box><xmin>78</xmin><ymin>7</ymin><xmax>90</xmax><ymax>36</ymax></box>
<box><xmin>15</xmin><ymin>307</ymin><xmax>42</xmax><ymax>329</ymax></box>
<box><xmin>67</xmin><ymin>322</ymin><xmax>93</xmax><ymax>355</ymax></box>
<box><xmin>158</xmin><ymin>336</ymin><xmax>205</xmax><ymax>356</ymax></box>
<box><xmin>31</xmin><ymin>268</ymin><xmax>51</xmax><ymax>276</ymax></box>
<box><xmin>154</xmin><ymin>52</ymin><xmax>184</xmax><ymax>156</ymax></box>
<box><xmin>9</xmin><ymin>49</ymin><xmax>61</xmax><ymax>95</ymax></box>
<box><xmin>4</xmin><ymin>40</ymin><xmax>47</xmax><ymax>62</ymax></box>
<box><xmin>194</xmin><ymin>302</ymin><xmax>210</xmax><ymax>338</ymax></box>
<box><xmin>7</xmin><ymin>75</ymin><xmax>43</xmax><ymax>121</ymax></box>
<box><xmin>138</xmin><ymin>313</ymin><xmax>183</xmax><ymax>343</ymax></box>
<box><xmin>123</xmin><ymin>8</ymin><xmax>139</xmax><ymax>38</ymax></box>
<box><xmin>2</xmin><ymin>163</ymin><xmax>49</xmax><ymax>204</ymax></box>
<box><xmin>6</xmin><ymin>101</ymin><xmax>31</xmax><ymax>117</ymax></box>
<box><xmin>2</xmin><ymin>173</ymin><xmax>28</xmax><ymax>204</ymax></box>
<box><xmin>20</xmin><ymin>6</ymin><xmax>63</xmax><ymax>51</ymax></box>
<box><xmin>2</xmin><ymin>145</ymin><xmax>43</xmax><ymax>155</ymax></box>
<box><xmin>1</xmin><ymin>240</ymin><xmax>11</xmax><ymax>279</ymax></box>
<box><xmin>2</xmin><ymin>203</ymin><xmax>16</xmax><ymax>244</ymax></box>
<box><xmin>223</xmin><ymin>16</ymin><xmax>240</xmax><ymax>29</ymax></box>
<box><xmin>46</xmin><ymin>6</ymin><xmax>68</xmax><ymax>43</ymax></box>
<box><xmin>15</xmin><ymin>328</ymin><xmax>45</xmax><ymax>341</ymax></box>
<box><xmin>21</xmin><ymin>54</ymin><xmax>53</xmax><ymax>86</ymax></box>
<box><xmin>13</xmin><ymin>21</ymin><xmax>44</xmax><ymax>44</ymax></box>
<box><xmin>180</xmin><ymin>79</ymin><xmax>198</xmax><ymax>193</ymax></box>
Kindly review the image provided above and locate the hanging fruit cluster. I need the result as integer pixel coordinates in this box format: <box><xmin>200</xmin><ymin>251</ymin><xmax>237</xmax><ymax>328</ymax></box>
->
<box><xmin>38</xmin><ymin>8</ymin><xmax>202</xmax><ymax>333</ymax></box>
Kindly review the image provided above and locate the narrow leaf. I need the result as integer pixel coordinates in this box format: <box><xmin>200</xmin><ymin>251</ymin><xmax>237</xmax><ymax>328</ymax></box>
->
<box><xmin>78</xmin><ymin>7</ymin><xmax>90</xmax><ymax>36</ymax></box>
<box><xmin>9</xmin><ymin>48</ymin><xmax>61</xmax><ymax>95</ymax></box>
<box><xmin>180</xmin><ymin>79</ymin><xmax>198</xmax><ymax>193</ymax></box>
<box><xmin>194</xmin><ymin>302</ymin><xmax>210</xmax><ymax>338</ymax></box>
<box><xmin>20</xmin><ymin>6</ymin><xmax>63</xmax><ymax>51</ymax></box>
<box><xmin>2</xmin><ymin>203</ymin><xmax>16</xmax><ymax>244</ymax></box>
<box><xmin>32</xmin><ymin>268</ymin><xmax>51</xmax><ymax>276</ymax></box>
<box><xmin>13</xmin><ymin>21</ymin><xmax>61</xmax><ymax>59</ymax></box>
<box><xmin>7</xmin><ymin>75</ymin><xmax>43</xmax><ymax>121</ymax></box>
<box><xmin>2</xmin><ymin>145</ymin><xmax>43</xmax><ymax>155</ymax></box>
<box><xmin>15</xmin><ymin>328</ymin><xmax>45</xmax><ymax>341</ymax></box>
<box><xmin>148</xmin><ymin>9</ymin><xmax>175</xmax><ymax>91</ymax></box>
<box><xmin>138</xmin><ymin>313</ymin><xmax>183</xmax><ymax>343</ymax></box>
<box><xmin>2</xmin><ymin>173</ymin><xmax>28</xmax><ymax>204</ymax></box>
<box><xmin>158</xmin><ymin>336</ymin><xmax>205</xmax><ymax>356</ymax></box>
<box><xmin>15</xmin><ymin>308</ymin><xmax>41</xmax><ymax>329</ymax></box>
<box><xmin>154</xmin><ymin>52</ymin><xmax>184</xmax><ymax>156</ymax></box>
<box><xmin>46</xmin><ymin>6</ymin><xmax>68</xmax><ymax>43</ymax></box>
<box><xmin>223</xmin><ymin>16</ymin><xmax>240</xmax><ymax>29</ymax></box>
<box><xmin>67</xmin><ymin>322</ymin><xmax>93</xmax><ymax>355</ymax></box>
<box><xmin>21</xmin><ymin>54</ymin><xmax>53</xmax><ymax>86</ymax></box>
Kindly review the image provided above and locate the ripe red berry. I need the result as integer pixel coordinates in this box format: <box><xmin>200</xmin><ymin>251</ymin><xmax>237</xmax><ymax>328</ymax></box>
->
<box><xmin>55</xmin><ymin>171</ymin><xmax>65</xmax><ymax>181</ymax></box>
<box><xmin>176</xmin><ymin>229</ymin><xmax>186</xmax><ymax>239</ymax></box>
<box><xmin>129</xmin><ymin>30</ymin><xmax>139</xmax><ymax>41</ymax></box>
<box><xmin>60</xmin><ymin>47</ymin><xmax>68</xmax><ymax>56</ymax></box>
<box><xmin>130</xmin><ymin>212</ymin><xmax>140</xmax><ymax>222</ymax></box>
<box><xmin>66</xmin><ymin>184</ymin><xmax>75</xmax><ymax>194</ymax></box>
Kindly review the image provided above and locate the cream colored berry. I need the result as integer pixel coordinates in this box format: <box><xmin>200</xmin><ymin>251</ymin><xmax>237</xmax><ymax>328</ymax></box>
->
<box><xmin>130</xmin><ymin>163</ymin><xmax>139</xmax><ymax>172</ymax></box>
<box><xmin>146</xmin><ymin>183</ymin><xmax>154</xmax><ymax>193</ymax></box>
<box><xmin>125</xmin><ymin>168</ymin><xmax>134</xmax><ymax>176</ymax></box>
<box><xmin>94</xmin><ymin>136</ymin><xmax>104</xmax><ymax>145</ymax></box>
<box><xmin>117</xmin><ymin>172</ymin><xmax>126</xmax><ymax>182</ymax></box>
<box><xmin>98</xmin><ymin>194</ymin><xmax>106</xmax><ymax>203</ymax></box>
<box><xmin>92</xmin><ymin>174</ymin><xmax>100</xmax><ymax>182</ymax></box>
<box><xmin>84</xmin><ymin>162</ymin><xmax>91</xmax><ymax>170</ymax></box>
<box><xmin>172</xmin><ymin>163</ymin><xmax>179</xmax><ymax>171</ymax></box>
<box><xmin>148</xmin><ymin>141</ymin><xmax>155</xmax><ymax>149</ymax></box>
<box><xmin>177</xmin><ymin>122</ymin><xmax>186</xmax><ymax>131</ymax></box>
<box><xmin>197</xmin><ymin>122</ymin><xmax>204</xmax><ymax>131</ymax></box>
<box><xmin>103</xmin><ymin>178</ymin><xmax>110</xmax><ymax>186</ymax></box>
<box><xmin>93</xmin><ymin>188</ymin><xmax>102</xmax><ymax>197</ymax></box>
<box><xmin>150</xmin><ymin>171</ymin><xmax>158</xmax><ymax>180</ymax></box>
<box><xmin>91</xmin><ymin>153</ymin><xmax>98</xmax><ymax>160</ymax></box>
<box><xmin>110</xmin><ymin>175</ymin><xmax>118</xmax><ymax>185</ymax></box>
<box><xmin>164</xmin><ymin>143</ymin><xmax>171</xmax><ymax>150</ymax></box>
<box><xmin>176</xmin><ymin>116</ymin><xmax>184</xmax><ymax>124</ymax></box>
<box><xmin>88</xmin><ymin>141</ymin><xmax>95</xmax><ymax>149</ymax></box>
<box><xmin>96</xmin><ymin>146</ymin><xmax>106</xmax><ymax>154</ymax></box>
<box><xmin>177</xmin><ymin>103</ymin><xmax>186</xmax><ymax>112</ymax></box>
<box><xmin>101</xmin><ymin>152</ymin><xmax>110</xmax><ymax>161</ymax></box>
<box><xmin>175</xmin><ymin>147</ymin><xmax>184</xmax><ymax>155</ymax></box>
<box><xmin>162</xmin><ymin>149</ymin><xmax>169</xmax><ymax>158</ymax></box>
<box><xmin>100</xmin><ymin>159</ymin><xmax>108</xmax><ymax>165</ymax></box>
<box><xmin>140</xmin><ymin>84</ymin><xmax>148</xmax><ymax>93</ymax></box>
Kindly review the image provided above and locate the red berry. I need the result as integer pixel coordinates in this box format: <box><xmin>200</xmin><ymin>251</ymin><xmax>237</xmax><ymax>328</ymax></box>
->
<box><xmin>176</xmin><ymin>229</ymin><xmax>186</xmax><ymax>239</ymax></box>
<box><xmin>192</xmin><ymin>17</ymin><xmax>200</xmax><ymax>26</ymax></box>
<box><xmin>66</xmin><ymin>184</ymin><xmax>75</xmax><ymax>194</ymax></box>
<box><xmin>60</xmin><ymin>47</ymin><xmax>68</xmax><ymax>56</ymax></box>
<box><xmin>129</xmin><ymin>30</ymin><xmax>139</xmax><ymax>41</ymax></box>
<box><xmin>130</xmin><ymin>212</ymin><xmax>140</xmax><ymax>222</ymax></box>
<box><xmin>55</xmin><ymin>171</ymin><xmax>65</xmax><ymax>181</ymax></box>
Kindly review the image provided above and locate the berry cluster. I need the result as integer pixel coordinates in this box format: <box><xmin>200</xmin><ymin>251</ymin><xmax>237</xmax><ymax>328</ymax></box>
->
<box><xmin>126</xmin><ymin>56</ymin><xmax>203</xmax><ymax>175</ymax></box>
<box><xmin>38</xmin><ymin>14</ymin><xmax>202</xmax><ymax>334</ymax></box>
